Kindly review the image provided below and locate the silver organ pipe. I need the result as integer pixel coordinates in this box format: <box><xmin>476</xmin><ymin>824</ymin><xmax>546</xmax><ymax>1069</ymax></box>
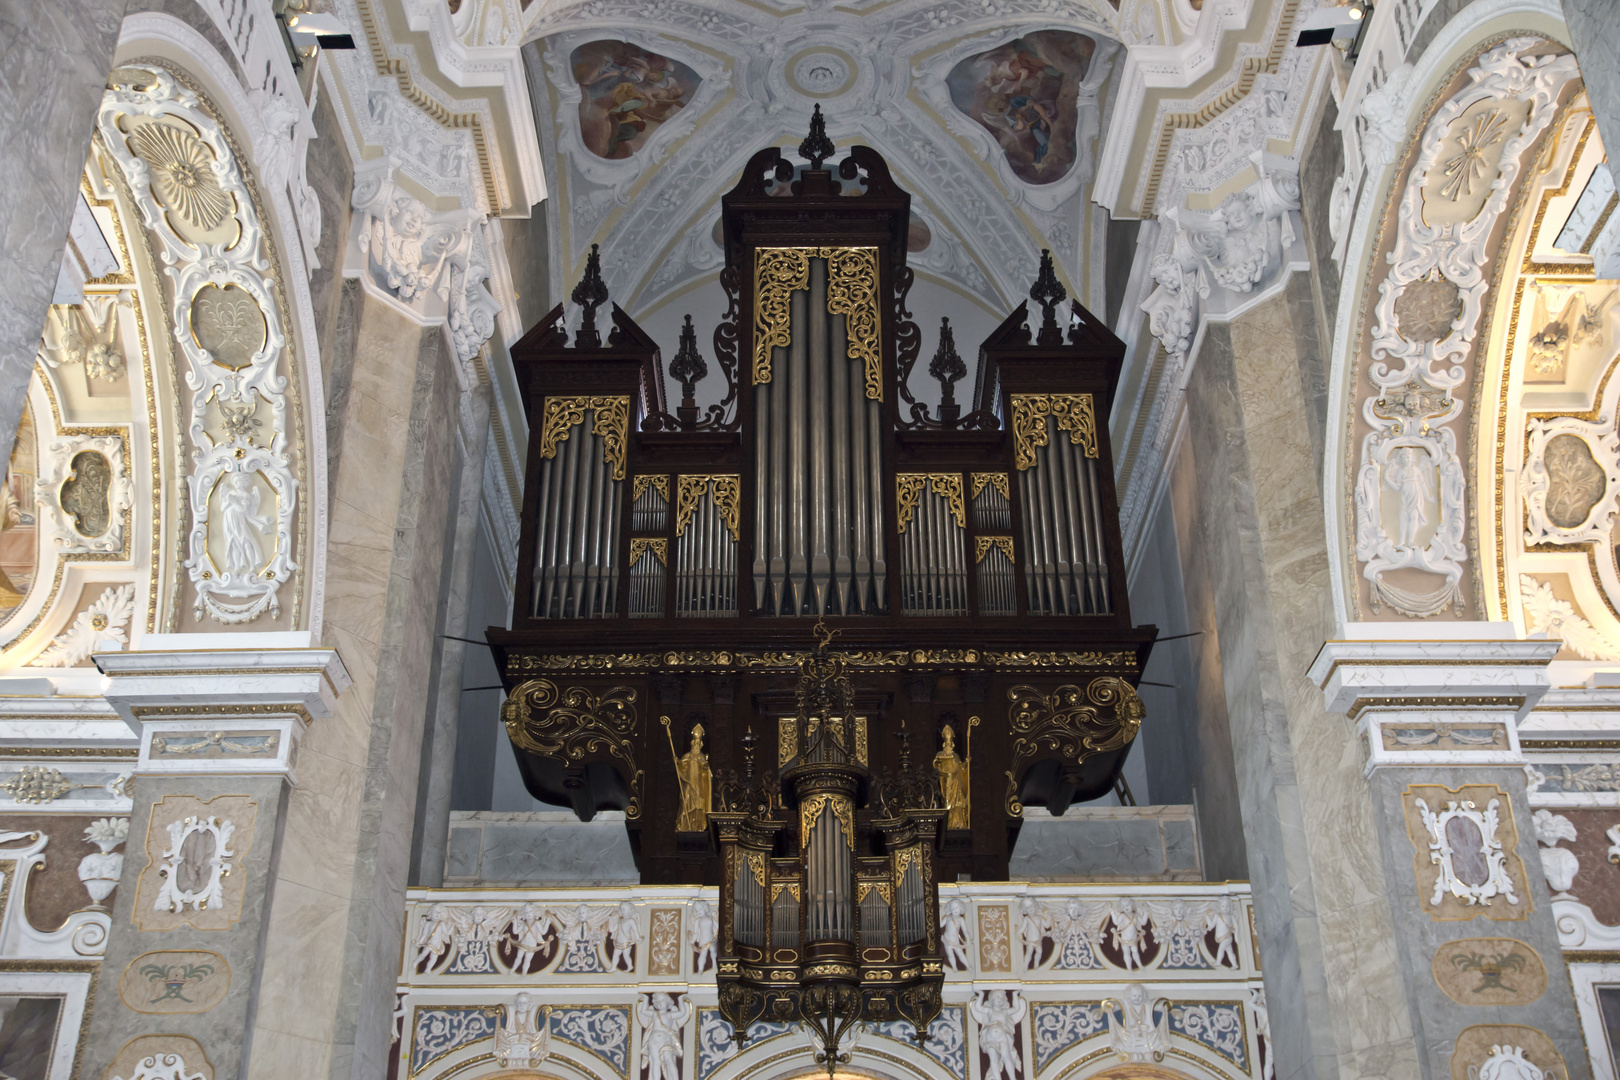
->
<box><xmin>897</xmin><ymin>858</ymin><xmax>924</xmax><ymax>945</ymax></box>
<box><xmin>632</xmin><ymin>481</ymin><xmax>668</xmax><ymax>532</ymax></box>
<box><xmin>972</xmin><ymin>475</ymin><xmax>1011</xmax><ymax>531</ymax></box>
<box><xmin>1019</xmin><ymin>439</ymin><xmax>1111</xmax><ymax>615</ymax></box>
<box><xmin>977</xmin><ymin>540</ymin><xmax>1016</xmax><ymax>616</ymax></box>
<box><xmin>532</xmin><ymin>418</ymin><xmax>622</xmax><ymax>619</ymax></box>
<box><xmin>736</xmin><ymin>859</ymin><xmax>766</xmax><ymax>948</ymax></box>
<box><xmin>629</xmin><ymin>542</ymin><xmax>666</xmax><ymax>618</ymax></box>
<box><xmin>754</xmin><ymin>257</ymin><xmax>887</xmax><ymax>616</ymax></box>
<box><xmin>772</xmin><ymin>887</ymin><xmax>800</xmax><ymax>949</ymax></box>
<box><xmin>676</xmin><ymin>479</ymin><xmax>738</xmax><ymax>617</ymax></box>
<box><xmin>899</xmin><ymin>479</ymin><xmax>966</xmax><ymax>615</ymax></box>
<box><xmin>859</xmin><ymin>887</ymin><xmax>891</xmax><ymax>950</ymax></box>
<box><xmin>805</xmin><ymin>800</ymin><xmax>852</xmax><ymax>942</ymax></box>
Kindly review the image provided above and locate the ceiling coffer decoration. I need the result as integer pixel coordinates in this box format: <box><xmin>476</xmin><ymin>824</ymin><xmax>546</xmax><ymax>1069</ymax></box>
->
<box><xmin>98</xmin><ymin>65</ymin><xmax>302</xmax><ymax>625</ymax></box>
<box><xmin>489</xmin><ymin>114</ymin><xmax>1156</xmax><ymax>936</ymax></box>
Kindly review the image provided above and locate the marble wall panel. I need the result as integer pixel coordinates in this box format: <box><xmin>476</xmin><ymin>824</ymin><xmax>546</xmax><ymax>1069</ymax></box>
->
<box><xmin>81</xmin><ymin>774</ymin><xmax>287</xmax><ymax>1080</ymax></box>
<box><xmin>306</xmin><ymin>87</ymin><xmax>354</xmax><ymax>365</ymax></box>
<box><xmin>1008</xmin><ymin>806</ymin><xmax>1203</xmax><ymax>881</ymax></box>
<box><xmin>502</xmin><ymin>209</ymin><xmax>551</xmax><ymax>336</ymax></box>
<box><xmin>1561</xmin><ymin>1</ymin><xmax>1620</xmax><ymax>194</ymax></box>
<box><xmin>440</xmin><ymin>811</ymin><xmax>640</xmax><ymax>885</ymax></box>
<box><xmin>1371</xmin><ymin>766</ymin><xmax>1590</xmax><ymax>1080</ymax></box>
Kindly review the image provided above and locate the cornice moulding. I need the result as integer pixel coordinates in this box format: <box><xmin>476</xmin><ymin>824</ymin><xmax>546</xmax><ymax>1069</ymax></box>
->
<box><xmin>1310</xmin><ymin>638</ymin><xmax>1562</xmax><ymax>715</ymax></box>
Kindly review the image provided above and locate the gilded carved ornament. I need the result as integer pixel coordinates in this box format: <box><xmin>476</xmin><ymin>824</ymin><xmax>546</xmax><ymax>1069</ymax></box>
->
<box><xmin>1003</xmin><ymin>678</ymin><xmax>1144</xmax><ymax>815</ymax></box>
<box><xmin>800</xmin><ymin>793</ymin><xmax>856</xmax><ymax>849</ymax></box>
<box><xmin>1010</xmin><ymin>394</ymin><xmax>1098</xmax><ymax>469</ymax></box>
<box><xmin>753</xmin><ymin>247</ymin><xmax>883</xmax><ymax>400</ymax></box>
<box><xmin>975</xmin><ymin>536</ymin><xmax>1014</xmax><ymax>564</ymax></box>
<box><xmin>506</xmin><ymin>648</ymin><xmax>1137</xmax><ymax>673</ymax></box>
<box><xmin>895</xmin><ymin>474</ymin><xmax>965</xmax><ymax>533</ymax></box>
<box><xmin>630</xmin><ymin>538</ymin><xmax>668</xmax><ymax>566</ymax></box>
<box><xmin>675</xmin><ymin>475</ymin><xmax>740</xmax><ymax>539</ymax></box>
<box><xmin>970</xmin><ymin>473</ymin><xmax>1009</xmax><ymax>500</ymax></box>
<box><xmin>540</xmin><ymin>396</ymin><xmax>630</xmax><ymax>481</ymax></box>
<box><xmin>501</xmin><ymin>679</ymin><xmax>644</xmax><ymax>818</ymax></box>
<box><xmin>633</xmin><ymin>475</ymin><xmax>669</xmax><ymax>502</ymax></box>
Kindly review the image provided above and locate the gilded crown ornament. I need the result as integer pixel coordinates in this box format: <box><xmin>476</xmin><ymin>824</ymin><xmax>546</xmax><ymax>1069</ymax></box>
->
<box><xmin>800</xmin><ymin>104</ymin><xmax>836</xmax><ymax>171</ymax></box>
<box><xmin>1030</xmin><ymin>249</ymin><xmax>1067</xmax><ymax>346</ymax></box>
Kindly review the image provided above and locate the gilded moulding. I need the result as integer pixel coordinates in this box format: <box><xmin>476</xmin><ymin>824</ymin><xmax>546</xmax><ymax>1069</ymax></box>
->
<box><xmin>630</xmin><ymin>538</ymin><xmax>668</xmax><ymax>566</ymax></box>
<box><xmin>676</xmin><ymin>474</ymin><xmax>741</xmax><ymax>539</ymax></box>
<box><xmin>540</xmin><ymin>396</ymin><xmax>630</xmax><ymax>481</ymax></box>
<box><xmin>970</xmin><ymin>472</ymin><xmax>1009</xmax><ymax>500</ymax></box>
<box><xmin>896</xmin><ymin>474</ymin><xmax>966</xmax><ymax>533</ymax></box>
<box><xmin>1010</xmin><ymin>394</ymin><xmax>1098</xmax><ymax>469</ymax></box>
<box><xmin>975</xmin><ymin>536</ymin><xmax>1015</xmax><ymax>564</ymax></box>
<box><xmin>501</xmin><ymin>678</ymin><xmax>643</xmax><ymax>819</ymax></box>
<box><xmin>752</xmin><ymin>246</ymin><xmax>882</xmax><ymax>399</ymax></box>
<box><xmin>506</xmin><ymin>649</ymin><xmax>1138</xmax><ymax>674</ymax></box>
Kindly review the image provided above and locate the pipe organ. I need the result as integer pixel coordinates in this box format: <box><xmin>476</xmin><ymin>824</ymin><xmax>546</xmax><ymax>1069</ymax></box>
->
<box><xmin>492</xmin><ymin>113</ymin><xmax>1158</xmax><ymax>1053</ymax></box>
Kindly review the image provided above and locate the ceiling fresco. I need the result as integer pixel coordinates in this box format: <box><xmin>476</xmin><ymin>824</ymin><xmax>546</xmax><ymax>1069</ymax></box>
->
<box><xmin>571</xmin><ymin>41</ymin><xmax>702</xmax><ymax>161</ymax></box>
<box><xmin>946</xmin><ymin>30</ymin><xmax>1098</xmax><ymax>186</ymax></box>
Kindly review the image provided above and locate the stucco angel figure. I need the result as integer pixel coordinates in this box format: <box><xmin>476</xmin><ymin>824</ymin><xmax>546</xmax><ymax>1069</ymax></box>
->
<box><xmin>369</xmin><ymin>195</ymin><xmax>453</xmax><ymax>303</ymax></box>
<box><xmin>511</xmin><ymin>904</ymin><xmax>557</xmax><ymax>974</ymax></box>
<box><xmin>1383</xmin><ymin>446</ymin><xmax>1434</xmax><ymax>548</ymax></box>
<box><xmin>1105</xmin><ymin>985</ymin><xmax>1168</xmax><ymax>1062</ymax></box>
<box><xmin>413</xmin><ymin>904</ymin><xmax>469</xmax><ymax>972</ymax></box>
<box><xmin>690</xmin><ymin>898</ymin><xmax>717</xmax><ymax>973</ymax></box>
<box><xmin>1206</xmin><ymin>897</ymin><xmax>1239</xmax><ymax>967</ymax></box>
<box><xmin>637</xmin><ymin>991</ymin><xmax>692</xmax><ymax>1080</ymax></box>
<box><xmin>495</xmin><ymin>991</ymin><xmax>550</xmax><ymax>1069</ymax></box>
<box><xmin>941</xmin><ymin>897</ymin><xmax>970</xmax><ymax>971</ymax></box>
<box><xmin>607</xmin><ymin>900</ymin><xmax>640</xmax><ymax>971</ymax></box>
<box><xmin>220</xmin><ymin>473</ymin><xmax>272</xmax><ymax>576</ymax></box>
<box><xmin>1018</xmin><ymin>896</ymin><xmax>1048</xmax><ymax>970</ymax></box>
<box><xmin>969</xmin><ymin>990</ymin><xmax>1024</xmax><ymax>1080</ymax></box>
<box><xmin>558</xmin><ymin>903</ymin><xmax>612</xmax><ymax>972</ymax></box>
<box><xmin>1108</xmin><ymin>898</ymin><xmax>1150</xmax><ymax>970</ymax></box>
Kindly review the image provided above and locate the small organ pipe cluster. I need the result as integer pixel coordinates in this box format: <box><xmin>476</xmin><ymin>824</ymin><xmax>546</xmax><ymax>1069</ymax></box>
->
<box><xmin>491</xmin><ymin>117</ymin><xmax>1157</xmax><ymax>890</ymax></box>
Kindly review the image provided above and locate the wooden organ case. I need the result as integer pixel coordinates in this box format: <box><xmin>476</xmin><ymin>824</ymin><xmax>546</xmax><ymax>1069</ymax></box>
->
<box><xmin>490</xmin><ymin>119</ymin><xmax>1158</xmax><ymax>898</ymax></box>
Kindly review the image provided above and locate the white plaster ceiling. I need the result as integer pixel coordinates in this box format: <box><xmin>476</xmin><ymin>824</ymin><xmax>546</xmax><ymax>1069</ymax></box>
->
<box><xmin>520</xmin><ymin>0</ymin><xmax>1130</xmax><ymax>354</ymax></box>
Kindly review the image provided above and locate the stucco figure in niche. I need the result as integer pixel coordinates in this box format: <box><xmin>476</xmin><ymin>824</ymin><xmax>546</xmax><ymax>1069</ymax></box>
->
<box><xmin>1382</xmin><ymin>445</ymin><xmax>1438</xmax><ymax>548</ymax></box>
<box><xmin>213</xmin><ymin>472</ymin><xmax>272</xmax><ymax>577</ymax></box>
<box><xmin>946</xmin><ymin>32</ymin><xmax>1096</xmax><ymax>185</ymax></box>
<box><xmin>0</xmin><ymin>400</ymin><xmax>39</xmax><ymax>614</ymax></box>
<box><xmin>571</xmin><ymin>41</ymin><xmax>700</xmax><ymax>160</ymax></box>
<box><xmin>637</xmin><ymin>991</ymin><xmax>691</xmax><ymax>1080</ymax></box>
<box><xmin>0</xmin><ymin>996</ymin><xmax>61</xmax><ymax>1079</ymax></box>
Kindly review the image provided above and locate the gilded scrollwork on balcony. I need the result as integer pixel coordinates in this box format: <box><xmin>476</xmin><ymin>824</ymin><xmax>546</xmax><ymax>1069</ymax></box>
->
<box><xmin>1010</xmin><ymin>393</ymin><xmax>1097</xmax><ymax>469</ymax></box>
<box><xmin>501</xmin><ymin>679</ymin><xmax>644</xmax><ymax>818</ymax></box>
<box><xmin>1004</xmin><ymin>678</ymin><xmax>1144</xmax><ymax>809</ymax></box>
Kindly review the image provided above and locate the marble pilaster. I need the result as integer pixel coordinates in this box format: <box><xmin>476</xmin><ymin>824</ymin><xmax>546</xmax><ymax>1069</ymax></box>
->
<box><xmin>80</xmin><ymin>640</ymin><xmax>349</xmax><ymax>1080</ymax></box>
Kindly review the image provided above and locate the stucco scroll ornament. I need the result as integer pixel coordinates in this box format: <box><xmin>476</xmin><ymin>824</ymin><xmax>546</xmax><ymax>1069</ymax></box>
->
<box><xmin>1467</xmin><ymin>1045</ymin><xmax>1545</xmax><ymax>1080</ymax></box>
<box><xmin>33</xmin><ymin>432</ymin><xmax>134</xmax><ymax>555</ymax></box>
<box><xmin>1354</xmin><ymin>41</ymin><xmax>1579</xmax><ymax>618</ymax></box>
<box><xmin>29</xmin><ymin>583</ymin><xmax>136</xmax><ymax>667</ymax></box>
<box><xmin>1140</xmin><ymin>151</ymin><xmax>1301</xmax><ymax>365</ymax></box>
<box><xmin>1523</xmin><ymin>415</ymin><xmax>1620</xmax><ymax>545</ymax></box>
<box><xmin>154</xmin><ymin>814</ymin><xmax>236</xmax><ymax>913</ymax></box>
<box><xmin>245</xmin><ymin>85</ymin><xmax>322</xmax><ymax>269</ymax></box>
<box><xmin>96</xmin><ymin>65</ymin><xmax>301</xmax><ymax>624</ymax></box>
<box><xmin>351</xmin><ymin>163</ymin><xmax>499</xmax><ymax>364</ymax></box>
<box><xmin>1416</xmin><ymin>798</ymin><xmax>1519</xmax><ymax>908</ymax></box>
<box><xmin>112</xmin><ymin>1053</ymin><xmax>208</xmax><ymax>1080</ymax></box>
<box><xmin>1519</xmin><ymin>575</ymin><xmax>1620</xmax><ymax>660</ymax></box>
<box><xmin>1532</xmin><ymin>809</ymin><xmax>1579</xmax><ymax>897</ymax></box>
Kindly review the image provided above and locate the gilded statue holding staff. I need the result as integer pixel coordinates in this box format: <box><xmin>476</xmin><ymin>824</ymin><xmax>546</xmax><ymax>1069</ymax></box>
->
<box><xmin>663</xmin><ymin>715</ymin><xmax>712</xmax><ymax>832</ymax></box>
<box><xmin>933</xmin><ymin>717</ymin><xmax>977</xmax><ymax>831</ymax></box>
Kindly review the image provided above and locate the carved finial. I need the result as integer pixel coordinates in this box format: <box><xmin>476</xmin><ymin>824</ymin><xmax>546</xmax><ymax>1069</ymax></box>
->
<box><xmin>928</xmin><ymin>317</ymin><xmax>967</xmax><ymax>424</ymax></box>
<box><xmin>894</xmin><ymin>717</ymin><xmax>911</xmax><ymax>771</ymax></box>
<box><xmin>1030</xmin><ymin>249</ymin><xmax>1066</xmax><ymax>346</ymax></box>
<box><xmin>810</xmin><ymin>617</ymin><xmax>840</xmax><ymax>655</ymax></box>
<box><xmin>572</xmin><ymin>244</ymin><xmax>609</xmax><ymax>348</ymax></box>
<box><xmin>670</xmin><ymin>313</ymin><xmax>708</xmax><ymax>425</ymax></box>
<box><xmin>740</xmin><ymin>724</ymin><xmax>756</xmax><ymax>783</ymax></box>
<box><xmin>800</xmin><ymin>104</ymin><xmax>835</xmax><ymax>171</ymax></box>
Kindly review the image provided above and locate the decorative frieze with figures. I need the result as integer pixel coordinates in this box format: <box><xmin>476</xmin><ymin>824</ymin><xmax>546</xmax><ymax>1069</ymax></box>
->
<box><xmin>395</xmin><ymin>883</ymin><xmax>1267</xmax><ymax>1080</ymax></box>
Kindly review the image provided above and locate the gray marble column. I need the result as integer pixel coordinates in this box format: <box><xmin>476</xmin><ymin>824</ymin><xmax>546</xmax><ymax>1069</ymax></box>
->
<box><xmin>412</xmin><ymin>377</ymin><xmax>494</xmax><ymax>888</ymax></box>
<box><xmin>80</xmin><ymin>643</ymin><xmax>349</xmax><ymax>1080</ymax></box>
<box><xmin>1561</xmin><ymin>2</ymin><xmax>1620</xmax><ymax>188</ymax></box>
<box><xmin>0</xmin><ymin>0</ymin><xmax>128</xmax><ymax>462</ymax></box>
<box><xmin>1184</xmin><ymin>286</ymin><xmax>1421</xmax><ymax>1080</ymax></box>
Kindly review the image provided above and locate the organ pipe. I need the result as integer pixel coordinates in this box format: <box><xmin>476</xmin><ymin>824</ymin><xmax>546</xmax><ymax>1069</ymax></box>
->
<box><xmin>532</xmin><ymin>420</ymin><xmax>622</xmax><ymax>619</ymax></box>
<box><xmin>1018</xmin><ymin>442</ymin><xmax>1111</xmax><ymax>615</ymax></box>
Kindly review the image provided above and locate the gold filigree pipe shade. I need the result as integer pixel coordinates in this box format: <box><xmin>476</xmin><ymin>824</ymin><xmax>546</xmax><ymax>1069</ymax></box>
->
<box><xmin>975</xmin><ymin>536</ymin><xmax>1014</xmax><ymax>564</ymax></box>
<box><xmin>895</xmin><ymin>473</ymin><xmax>966</xmax><ymax>532</ymax></box>
<box><xmin>632</xmin><ymin>474</ymin><xmax>670</xmax><ymax>501</ymax></box>
<box><xmin>1011</xmin><ymin>394</ymin><xmax>1098</xmax><ymax>469</ymax></box>
<box><xmin>753</xmin><ymin>246</ymin><xmax>882</xmax><ymax>400</ymax></box>
<box><xmin>800</xmin><ymin>792</ymin><xmax>856</xmax><ymax>848</ymax></box>
<box><xmin>970</xmin><ymin>472</ymin><xmax>1009</xmax><ymax>500</ymax></box>
<box><xmin>630</xmin><ymin>537</ymin><xmax>668</xmax><ymax>566</ymax></box>
<box><xmin>675</xmin><ymin>474</ymin><xmax>741</xmax><ymax>538</ymax></box>
<box><xmin>539</xmin><ymin>395</ymin><xmax>630</xmax><ymax>480</ymax></box>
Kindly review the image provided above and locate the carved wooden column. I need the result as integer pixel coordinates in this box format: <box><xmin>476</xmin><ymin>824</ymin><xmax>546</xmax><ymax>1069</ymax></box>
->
<box><xmin>80</xmin><ymin>639</ymin><xmax>349</xmax><ymax>1080</ymax></box>
<box><xmin>1310</xmin><ymin>635</ymin><xmax>1593</xmax><ymax>1080</ymax></box>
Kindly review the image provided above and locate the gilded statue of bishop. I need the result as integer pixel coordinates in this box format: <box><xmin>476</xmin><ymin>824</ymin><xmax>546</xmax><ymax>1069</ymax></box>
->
<box><xmin>665</xmin><ymin>717</ymin><xmax>712</xmax><ymax>832</ymax></box>
<box><xmin>933</xmin><ymin>722</ymin><xmax>971</xmax><ymax>831</ymax></box>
